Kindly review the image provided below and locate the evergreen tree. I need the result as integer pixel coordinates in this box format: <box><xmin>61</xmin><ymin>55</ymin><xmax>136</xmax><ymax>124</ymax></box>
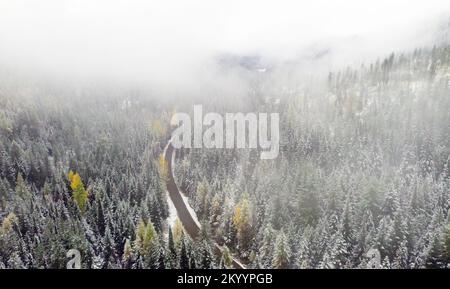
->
<box><xmin>260</xmin><ymin>224</ymin><xmax>275</xmax><ymax>268</ymax></box>
<box><xmin>122</xmin><ymin>238</ymin><xmax>133</xmax><ymax>269</ymax></box>
<box><xmin>272</xmin><ymin>231</ymin><xmax>291</xmax><ymax>269</ymax></box>
<box><xmin>220</xmin><ymin>245</ymin><xmax>233</xmax><ymax>268</ymax></box>
<box><xmin>96</xmin><ymin>198</ymin><xmax>106</xmax><ymax>236</ymax></box>
<box><xmin>15</xmin><ymin>174</ymin><xmax>30</xmax><ymax>199</ymax></box>
<box><xmin>199</xmin><ymin>240</ymin><xmax>213</xmax><ymax>269</ymax></box>
<box><xmin>425</xmin><ymin>232</ymin><xmax>446</xmax><ymax>268</ymax></box>
<box><xmin>179</xmin><ymin>235</ymin><xmax>190</xmax><ymax>269</ymax></box>
<box><xmin>0</xmin><ymin>178</ymin><xmax>9</xmax><ymax>209</ymax></box>
<box><xmin>189</xmin><ymin>254</ymin><xmax>197</xmax><ymax>269</ymax></box>
<box><xmin>270</xmin><ymin>195</ymin><xmax>283</xmax><ymax>230</ymax></box>
<box><xmin>167</xmin><ymin>227</ymin><xmax>177</xmax><ymax>268</ymax></box>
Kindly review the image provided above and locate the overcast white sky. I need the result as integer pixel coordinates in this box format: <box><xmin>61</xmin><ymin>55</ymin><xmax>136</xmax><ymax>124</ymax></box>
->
<box><xmin>0</xmin><ymin>0</ymin><xmax>449</xmax><ymax>84</ymax></box>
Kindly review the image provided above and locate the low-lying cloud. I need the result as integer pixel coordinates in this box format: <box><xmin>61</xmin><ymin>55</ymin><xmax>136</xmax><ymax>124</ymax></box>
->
<box><xmin>0</xmin><ymin>0</ymin><xmax>448</xmax><ymax>90</ymax></box>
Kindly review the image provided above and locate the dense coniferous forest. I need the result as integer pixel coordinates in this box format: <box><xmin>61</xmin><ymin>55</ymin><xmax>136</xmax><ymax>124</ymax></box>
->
<box><xmin>175</xmin><ymin>45</ymin><xmax>450</xmax><ymax>268</ymax></box>
<box><xmin>0</xmin><ymin>44</ymin><xmax>449</xmax><ymax>268</ymax></box>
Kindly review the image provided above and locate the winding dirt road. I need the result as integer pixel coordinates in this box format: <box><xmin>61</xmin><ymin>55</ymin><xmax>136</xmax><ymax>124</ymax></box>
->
<box><xmin>164</xmin><ymin>141</ymin><xmax>246</xmax><ymax>269</ymax></box>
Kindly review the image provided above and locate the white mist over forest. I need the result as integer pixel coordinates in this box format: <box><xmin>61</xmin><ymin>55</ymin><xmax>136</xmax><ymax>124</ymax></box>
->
<box><xmin>0</xmin><ymin>0</ymin><xmax>449</xmax><ymax>91</ymax></box>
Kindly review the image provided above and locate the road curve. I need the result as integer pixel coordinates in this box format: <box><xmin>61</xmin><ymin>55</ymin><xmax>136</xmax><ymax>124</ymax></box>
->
<box><xmin>164</xmin><ymin>141</ymin><xmax>246</xmax><ymax>269</ymax></box>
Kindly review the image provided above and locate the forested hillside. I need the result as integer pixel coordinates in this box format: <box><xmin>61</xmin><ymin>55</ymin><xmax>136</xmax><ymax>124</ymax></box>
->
<box><xmin>0</xmin><ymin>44</ymin><xmax>449</xmax><ymax>268</ymax></box>
<box><xmin>0</xmin><ymin>87</ymin><xmax>175</xmax><ymax>268</ymax></box>
<box><xmin>174</xmin><ymin>45</ymin><xmax>450</xmax><ymax>268</ymax></box>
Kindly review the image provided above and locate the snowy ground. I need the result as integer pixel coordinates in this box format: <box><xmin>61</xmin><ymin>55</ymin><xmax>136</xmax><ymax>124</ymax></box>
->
<box><xmin>166</xmin><ymin>192</ymin><xmax>178</xmax><ymax>228</ymax></box>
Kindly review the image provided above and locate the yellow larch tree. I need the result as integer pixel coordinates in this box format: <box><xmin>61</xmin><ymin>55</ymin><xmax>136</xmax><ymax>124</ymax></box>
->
<box><xmin>68</xmin><ymin>170</ymin><xmax>89</xmax><ymax>213</ymax></box>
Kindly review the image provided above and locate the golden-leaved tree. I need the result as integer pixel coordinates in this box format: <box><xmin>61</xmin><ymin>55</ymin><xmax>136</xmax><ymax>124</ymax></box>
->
<box><xmin>68</xmin><ymin>170</ymin><xmax>89</xmax><ymax>213</ymax></box>
<box><xmin>134</xmin><ymin>219</ymin><xmax>159</xmax><ymax>258</ymax></box>
<box><xmin>158</xmin><ymin>154</ymin><xmax>169</xmax><ymax>183</ymax></box>
<box><xmin>233</xmin><ymin>196</ymin><xmax>253</xmax><ymax>252</ymax></box>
